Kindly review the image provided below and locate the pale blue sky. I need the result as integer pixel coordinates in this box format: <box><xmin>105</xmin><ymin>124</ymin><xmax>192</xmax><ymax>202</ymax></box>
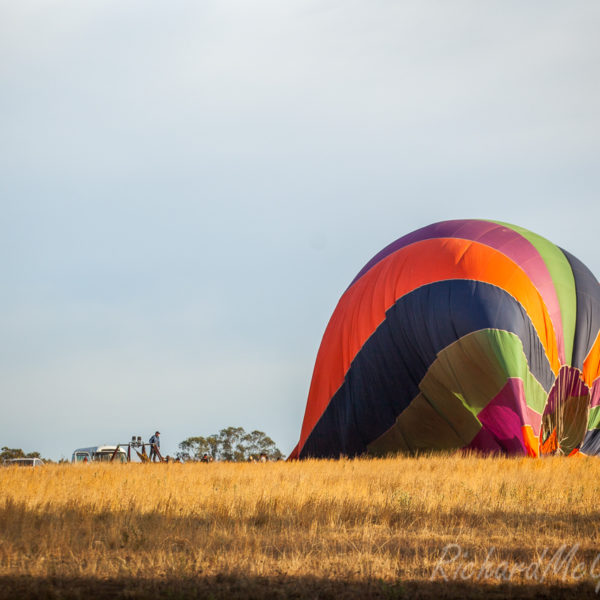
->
<box><xmin>1</xmin><ymin>1</ymin><xmax>599</xmax><ymax>460</ymax></box>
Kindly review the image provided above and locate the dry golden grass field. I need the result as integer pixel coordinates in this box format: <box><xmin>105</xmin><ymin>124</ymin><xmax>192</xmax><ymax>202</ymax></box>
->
<box><xmin>1</xmin><ymin>455</ymin><xmax>600</xmax><ymax>599</ymax></box>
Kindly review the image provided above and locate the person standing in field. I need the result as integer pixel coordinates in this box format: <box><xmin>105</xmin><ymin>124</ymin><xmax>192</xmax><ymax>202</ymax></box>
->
<box><xmin>149</xmin><ymin>431</ymin><xmax>160</xmax><ymax>462</ymax></box>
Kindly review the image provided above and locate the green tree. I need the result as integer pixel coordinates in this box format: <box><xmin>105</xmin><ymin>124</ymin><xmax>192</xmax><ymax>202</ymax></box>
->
<box><xmin>176</xmin><ymin>436</ymin><xmax>219</xmax><ymax>461</ymax></box>
<box><xmin>217</xmin><ymin>426</ymin><xmax>248</xmax><ymax>461</ymax></box>
<box><xmin>1</xmin><ymin>447</ymin><xmax>43</xmax><ymax>461</ymax></box>
<box><xmin>1</xmin><ymin>447</ymin><xmax>25</xmax><ymax>460</ymax></box>
<box><xmin>176</xmin><ymin>427</ymin><xmax>282</xmax><ymax>462</ymax></box>
<box><xmin>243</xmin><ymin>430</ymin><xmax>283</xmax><ymax>461</ymax></box>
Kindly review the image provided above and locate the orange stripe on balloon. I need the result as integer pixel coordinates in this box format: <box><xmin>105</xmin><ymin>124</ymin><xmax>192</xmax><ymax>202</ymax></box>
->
<box><xmin>521</xmin><ymin>425</ymin><xmax>539</xmax><ymax>457</ymax></box>
<box><xmin>583</xmin><ymin>330</ymin><xmax>600</xmax><ymax>387</ymax></box>
<box><xmin>540</xmin><ymin>429</ymin><xmax>558</xmax><ymax>455</ymax></box>
<box><xmin>298</xmin><ymin>238</ymin><xmax>560</xmax><ymax>453</ymax></box>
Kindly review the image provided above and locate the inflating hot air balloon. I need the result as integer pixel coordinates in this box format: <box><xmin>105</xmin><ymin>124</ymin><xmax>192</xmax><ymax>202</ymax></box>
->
<box><xmin>291</xmin><ymin>220</ymin><xmax>600</xmax><ymax>459</ymax></box>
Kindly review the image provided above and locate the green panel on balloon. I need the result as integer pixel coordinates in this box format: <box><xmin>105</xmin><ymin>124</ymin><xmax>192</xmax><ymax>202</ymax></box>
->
<box><xmin>588</xmin><ymin>406</ymin><xmax>600</xmax><ymax>430</ymax></box>
<box><xmin>559</xmin><ymin>395</ymin><xmax>589</xmax><ymax>456</ymax></box>
<box><xmin>494</xmin><ymin>220</ymin><xmax>577</xmax><ymax>366</ymax></box>
<box><xmin>368</xmin><ymin>391</ymin><xmax>473</xmax><ymax>455</ymax></box>
<box><xmin>368</xmin><ymin>329</ymin><xmax>547</xmax><ymax>455</ymax></box>
<box><xmin>422</xmin><ymin>329</ymin><xmax>547</xmax><ymax>418</ymax></box>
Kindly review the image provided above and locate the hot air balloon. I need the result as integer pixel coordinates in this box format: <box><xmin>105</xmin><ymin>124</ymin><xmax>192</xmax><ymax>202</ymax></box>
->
<box><xmin>291</xmin><ymin>220</ymin><xmax>600</xmax><ymax>459</ymax></box>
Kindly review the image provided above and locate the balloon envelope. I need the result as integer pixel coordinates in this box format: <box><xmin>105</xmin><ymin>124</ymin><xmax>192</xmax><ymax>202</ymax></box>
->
<box><xmin>291</xmin><ymin>220</ymin><xmax>600</xmax><ymax>459</ymax></box>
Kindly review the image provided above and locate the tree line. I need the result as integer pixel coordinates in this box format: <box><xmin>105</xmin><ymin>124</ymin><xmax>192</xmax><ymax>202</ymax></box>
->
<box><xmin>2</xmin><ymin>426</ymin><xmax>284</xmax><ymax>464</ymax></box>
<box><xmin>176</xmin><ymin>426</ymin><xmax>283</xmax><ymax>462</ymax></box>
<box><xmin>1</xmin><ymin>446</ymin><xmax>45</xmax><ymax>461</ymax></box>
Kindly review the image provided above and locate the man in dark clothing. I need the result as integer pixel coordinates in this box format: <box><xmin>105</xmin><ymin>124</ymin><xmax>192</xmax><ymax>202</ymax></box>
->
<box><xmin>149</xmin><ymin>431</ymin><xmax>160</xmax><ymax>462</ymax></box>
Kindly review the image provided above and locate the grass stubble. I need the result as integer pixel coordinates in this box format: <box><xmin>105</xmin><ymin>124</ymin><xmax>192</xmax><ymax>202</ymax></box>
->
<box><xmin>1</xmin><ymin>455</ymin><xmax>599</xmax><ymax>599</ymax></box>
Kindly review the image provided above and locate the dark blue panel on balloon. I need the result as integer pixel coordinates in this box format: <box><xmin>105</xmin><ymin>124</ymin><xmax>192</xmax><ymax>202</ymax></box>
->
<box><xmin>300</xmin><ymin>279</ymin><xmax>556</xmax><ymax>458</ymax></box>
<box><xmin>561</xmin><ymin>248</ymin><xmax>600</xmax><ymax>369</ymax></box>
<box><xmin>581</xmin><ymin>429</ymin><xmax>600</xmax><ymax>455</ymax></box>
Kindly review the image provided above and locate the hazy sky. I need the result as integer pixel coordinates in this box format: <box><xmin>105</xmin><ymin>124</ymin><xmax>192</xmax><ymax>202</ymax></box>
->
<box><xmin>2</xmin><ymin>1</ymin><xmax>599</xmax><ymax>460</ymax></box>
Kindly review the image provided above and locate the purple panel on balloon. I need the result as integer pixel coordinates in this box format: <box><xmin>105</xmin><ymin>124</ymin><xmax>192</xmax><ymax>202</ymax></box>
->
<box><xmin>590</xmin><ymin>379</ymin><xmax>600</xmax><ymax>409</ymax></box>
<box><xmin>466</xmin><ymin>378</ymin><xmax>541</xmax><ymax>454</ymax></box>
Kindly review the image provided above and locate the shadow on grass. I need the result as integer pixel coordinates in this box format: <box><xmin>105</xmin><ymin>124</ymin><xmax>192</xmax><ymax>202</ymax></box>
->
<box><xmin>3</xmin><ymin>499</ymin><xmax>600</xmax><ymax>535</ymax></box>
<box><xmin>0</xmin><ymin>574</ymin><xmax>598</xmax><ymax>600</ymax></box>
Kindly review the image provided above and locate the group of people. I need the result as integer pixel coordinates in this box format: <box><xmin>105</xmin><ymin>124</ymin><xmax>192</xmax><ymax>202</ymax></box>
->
<box><xmin>248</xmin><ymin>453</ymin><xmax>269</xmax><ymax>462</ymax></box>
<box><xmin>148</xmin><ymin>432</ymin><xmax>274</xmax><ymax>463</ymax></box>
<box><xmin>197</xmin><ymin>453</ymin><xmax>268</xmax><ymax>462</ymax></box>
